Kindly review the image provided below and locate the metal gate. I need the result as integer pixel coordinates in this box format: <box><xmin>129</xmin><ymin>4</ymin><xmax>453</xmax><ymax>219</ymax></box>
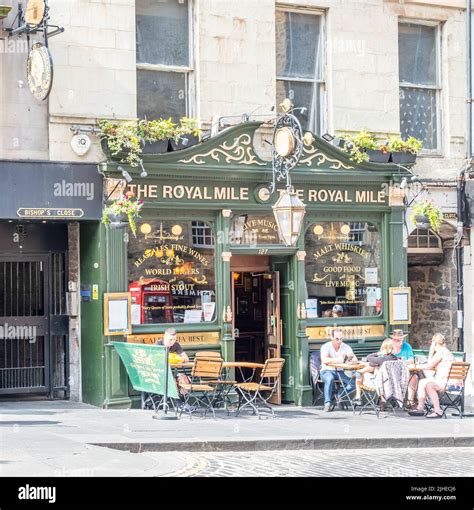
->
<box><xmin>0</xmin><ymin>254</ymin><xmax>68</xmax><ymax>397</ymax></box>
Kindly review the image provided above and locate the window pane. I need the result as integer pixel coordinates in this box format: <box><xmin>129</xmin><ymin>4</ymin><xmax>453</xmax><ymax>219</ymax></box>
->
<box><xmin>128</xmin><ymin>220</ymin><xmax>216</xmax><ymax>325</ymax></box>
<box><xmin>230</xmin><ymin>213</ymin><xmax>282</xmax><ymax>245</ymax></box>
<box><xmin>277</xmin><ymin>80</ymin><xmax>321</xmax><ymax>133</ymax></box>
<box><xmin>276</xmin><ymin>11</ymin><xmax>322</xmax><ymax>79</ymax></box>
<box><xmin>136</xmin><ymin>0</ymin><xmax>189</xmax><ymax>66</ymax></box>
<box><xmin>305</xmin><ymin>222</ymin><xmax>382</xmax><ymax>318</ymax></box>
<box><xmin>400</xmin><ymin>86</ymin><xmax>437</xmax><ymax>150</ymax></box>
<box><xmin>275</xmin><ymin>11</ymin><xmax>321</xmax><ymax>79</ymax></box>
<box><xmin>137</xmin><ymin>69</ymin><xmax>186</xmax><ymax>120</ymax></box>
<box><xmin>399</xmin><ymin>23</ymin><xmax>437</xmax><ymax>86</ymax></box>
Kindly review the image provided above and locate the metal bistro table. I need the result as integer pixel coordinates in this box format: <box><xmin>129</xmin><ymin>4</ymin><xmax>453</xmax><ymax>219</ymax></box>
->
<box><xmin>332</xmin><ymin>362</ymin><xmax>366</xmax><ymax>412</ymax></box>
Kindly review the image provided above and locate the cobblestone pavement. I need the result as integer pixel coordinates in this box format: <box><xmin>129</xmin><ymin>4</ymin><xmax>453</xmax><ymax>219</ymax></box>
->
<box><xmin>144</xmin><ymin>447</ymin><xmax>474</xmax><ymax>477</ymax></box>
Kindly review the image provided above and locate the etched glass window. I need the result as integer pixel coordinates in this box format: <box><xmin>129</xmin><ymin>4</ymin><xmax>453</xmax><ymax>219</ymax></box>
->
<box><xmin>128</xmin><ymin>220</ymin><xmax>216</xmax><ymax>325</ymax></box>
<box><xmin>305</xmin><ymin>222</ymin><xmax>382</xmax><ymax>318</ymax></box>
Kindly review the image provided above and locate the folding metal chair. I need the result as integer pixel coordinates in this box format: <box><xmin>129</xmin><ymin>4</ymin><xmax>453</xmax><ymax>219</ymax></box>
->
<box><xmin>177</xmin><ymin>357</ymin><xmax>223</xmax><ymax>419</ymax></box>
<box><xmin>359</xmin><ymin>383</ymin><xmax>381</xmax><ymax>417</ymax></box>
<box><xmin>235</xmin><ymin>358</ymin><xmax>285</xmax><ymax>419</ymax></box>
<box><xmin>375</xmin><ymin>361</ymin><xmax>409</xmax><ymax>415</ymax></box>
<box><xmin>426</xmin><ymin>361</ymin><xmax>470</xmax><ymax>418</ymax></box>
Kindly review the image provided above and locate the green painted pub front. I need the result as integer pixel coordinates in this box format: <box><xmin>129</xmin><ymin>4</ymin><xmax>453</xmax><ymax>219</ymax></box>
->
<box><xmin>80</xmin><ymin>123</ymin><xmax>409</xmax><ymax>408</ymax></box>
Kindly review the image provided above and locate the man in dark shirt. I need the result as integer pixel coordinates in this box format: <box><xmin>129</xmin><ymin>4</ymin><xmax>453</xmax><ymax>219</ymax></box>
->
<box><xmin>155</xmin><ymin>328</ymin><xmax>189</xmax><ymax>361</ymax></box>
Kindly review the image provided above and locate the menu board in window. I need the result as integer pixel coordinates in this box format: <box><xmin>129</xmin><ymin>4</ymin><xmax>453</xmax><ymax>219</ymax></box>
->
<box><xmin>127</xmin><ymin>220</ymin><xmax>216</xmax><ymax>324</ymax></box>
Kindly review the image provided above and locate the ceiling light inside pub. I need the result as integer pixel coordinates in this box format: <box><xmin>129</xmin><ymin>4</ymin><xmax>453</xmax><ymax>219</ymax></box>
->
<box><xmin>313</xmin><ymin>225</ymin><xmax>324</xmax><ymax>236</ymax></box>
<box><xmin>171</xmin><ymin>225</ymin><xmax>183</xmax><ymax>236</ymax></box>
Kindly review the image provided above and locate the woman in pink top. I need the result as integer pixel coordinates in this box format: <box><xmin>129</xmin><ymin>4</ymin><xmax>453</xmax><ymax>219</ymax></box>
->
<box><xmin>409</xmin><ymin>333</ymin><xmax>455</xmax><ymax>418</ymax></box>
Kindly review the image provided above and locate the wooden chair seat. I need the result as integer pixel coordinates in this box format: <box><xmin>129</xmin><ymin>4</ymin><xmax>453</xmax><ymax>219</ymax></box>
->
<box><xmin>209</xmin><ymin>380</ymin><xmax>237</xmax><ymax>385</ymax></box>
<box><xmin>179</xmin><ymin>383</ymin><xmax>214</xmax><ymax>392</ymax></box>
<box><xmin>361</xmin><ymin>384</ymin><xmax>377</xmax><ymax>392</ymax></box>
<box><xmin>235</xmin><ymin>382</ymin><xmax>273</xmax><ymax>392</ymax></box>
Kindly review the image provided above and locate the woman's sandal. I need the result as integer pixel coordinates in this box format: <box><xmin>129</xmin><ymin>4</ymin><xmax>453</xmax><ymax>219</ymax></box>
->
<box><xmin>426</xmin><ymin>411</ymin><xmax>443</xmax><ymax>419</ymax></box>
<box><xmin>408</xmin><ymin>409</ymin><xmax>425</xmax><ymax>416</ymax></box>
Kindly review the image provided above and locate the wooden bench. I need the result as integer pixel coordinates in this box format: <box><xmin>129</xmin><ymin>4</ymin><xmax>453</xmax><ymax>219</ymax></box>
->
<box><xmin>413</xmin><ymin>349</ymin><xmax>466</xmax><ymax>363</ymax></box>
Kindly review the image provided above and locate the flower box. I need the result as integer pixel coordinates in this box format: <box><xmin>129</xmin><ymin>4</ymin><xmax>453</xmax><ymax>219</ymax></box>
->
<box><xmin>366</xmin><ymin>149</ymin><xmax>390</xmax><ymax>164</ymax></box>
<box><xmin>389</xmin><ymin>151</ymin><xmax>417</xmax><ymax>165</ymax></box>
<box><xmin>142</xmin><ymin>139</ymin><xmax>169</xmax><ymax>154</ymax></box>
<box><xmin>169</xmin><ymin>135</ymin><xmax>200</xmax><ymax>151</ymax></box>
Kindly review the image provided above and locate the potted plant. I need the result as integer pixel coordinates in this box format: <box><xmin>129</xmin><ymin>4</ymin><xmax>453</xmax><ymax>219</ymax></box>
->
<box><xmin>102</xmin><ymin>191</ymin><xmax>144</xmax><ymax>236</ymax></box>
<box><xmin>341</xmin><ymin>130</ymin><xmax>390</xmax><ymax>164</ymax></box>
<box><xmin>388</xmin><ymin>136</ymin><xmax>423</xmax><ymax>165</ymax></box>
<box><xmin>410</xmin><ymin>199</ymin><xmax>442</xmax><ymax>232</ymax></box>
<box><xmin>99</xmin><ymin>120</ymin><xmax>143</xmax><ymax>167</ymax></box>
<box><xmin>138</xmin><ymin>118</ymin><xmax>175</xmax><ymax>154</ymax></box>
<box><xmin>169</xmin><ymin>117</ymin><xmax>201</xmax><ymax>151</ymax></box>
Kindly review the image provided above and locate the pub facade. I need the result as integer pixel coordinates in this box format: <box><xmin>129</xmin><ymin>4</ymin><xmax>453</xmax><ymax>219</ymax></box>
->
<box><xmin>81</xmin><ymin>122</ymin><xmax>409</xmax><ymax>407</ymax></box>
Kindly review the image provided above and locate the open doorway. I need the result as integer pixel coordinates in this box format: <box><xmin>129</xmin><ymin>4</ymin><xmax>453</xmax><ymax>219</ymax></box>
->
<box><xmin>231</xmin><ymin>268</ymin><xmax>281</xmax><ymax>393</ymax></box>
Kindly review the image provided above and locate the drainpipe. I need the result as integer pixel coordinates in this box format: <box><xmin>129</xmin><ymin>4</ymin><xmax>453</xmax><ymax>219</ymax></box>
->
<box><xmin>457</xmin><ymin>0</ymin><xmax>473</xmax><ymax>351</ymax></box>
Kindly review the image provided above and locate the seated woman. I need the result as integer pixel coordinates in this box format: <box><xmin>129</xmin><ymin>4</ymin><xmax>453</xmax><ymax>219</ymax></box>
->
<box><xmin>408</xmin><ymin>333</ymin><xmax>455</xmax><ymax>418</ymax></box>
<box><xmin>353</xmin><ymin>339</ymin><xmax>397</xmax><ymax>406</ymax></box>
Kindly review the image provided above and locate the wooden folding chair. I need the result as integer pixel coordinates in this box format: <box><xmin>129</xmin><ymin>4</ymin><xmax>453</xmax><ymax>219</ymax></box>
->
<box><xmin>178</xmin><ymin>357</ymin><xmax>223</xmax><ymax>419</ymax></box>
<box><xmin>427</xmin><ymin>361</ymin><xmax>470</xmax><ymax>418</ymax></box>
<box><xmin>235</xmin><ymin>358</ymin><xmax>285</xmax><ymax>419</ymax></box>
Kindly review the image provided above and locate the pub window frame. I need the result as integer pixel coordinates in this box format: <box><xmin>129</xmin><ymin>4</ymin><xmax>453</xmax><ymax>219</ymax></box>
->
<box><xmin>398</xmin><ymin>19</ymin><xmax>442</xmax><ymax>156</ymax></box>
<box><xmin>276</xmin><ymin>5</ymin><xmax>326</xmax><ymax>134</ymax></box>
<box><xmin>127</xmin><ymin>216</ymin><xmax>218</xmax><ymax>328</ymax></box>
<box><xmin>136</xmin><ymin>0</ymin><xmax>195</xmax><ymax>120</ymax></box>
<box><xmin>303</xmin><ymin>218</ymin><xmax>385</xmax><ymax>322</ymax></box>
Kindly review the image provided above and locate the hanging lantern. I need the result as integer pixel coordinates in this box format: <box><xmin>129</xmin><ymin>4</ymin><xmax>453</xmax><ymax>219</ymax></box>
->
<box><xmin>272</xmin><ymin>188</ymin><xmax>306</xmax><ymax>246</ymax></box>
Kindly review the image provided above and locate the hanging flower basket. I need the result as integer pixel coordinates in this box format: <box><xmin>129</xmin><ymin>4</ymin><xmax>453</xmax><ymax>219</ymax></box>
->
<box><xmin>102</xmin><ymin>192</ymin><xmax>143</xmax><ymax>236</ymax></box>
<box><xmin>414</xmin><ymin>215</ymin><xmax>431</xmax><ymax>230</ymax></box>
<box><xmin>410</xmin><ymin>200</ymin><xmax>442</xmax><ymax>233</ymax></box>
<box><xmin>107</xmin><ymin>213</ymin><xmax>129</xmax><ymax>229</ymax></box>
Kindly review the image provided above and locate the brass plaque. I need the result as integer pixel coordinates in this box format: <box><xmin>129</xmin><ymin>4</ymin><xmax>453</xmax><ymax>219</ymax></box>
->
<box><xmin>307</xmin><ymin>324</ymin><xmax>385</xmax><ymax>342</ymax></box>
<box><xmin>127</xmin><ymin>331</ymin><xmax>220</xmax><ymax>346</ymax></box>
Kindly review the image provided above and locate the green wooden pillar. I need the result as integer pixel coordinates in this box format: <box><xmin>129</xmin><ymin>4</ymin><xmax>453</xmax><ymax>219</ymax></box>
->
<box><xmin>218</xmin><ymin>210</ymin><xmax>234</xmax><ymax>363</ymax></box>
<box><xmin>294</xmin><ymin>245</ymin><xmax>312</xmax><ymax>406</ymax></box>
<box><xmin>103</xmin><ymin>226</ymin><xmax>132</xmax><ymax>408</ymax></box>
<box><xmin>388</xmin><ymin>206</ymin><xmax>408</xmax><ymax>333</ymax></box>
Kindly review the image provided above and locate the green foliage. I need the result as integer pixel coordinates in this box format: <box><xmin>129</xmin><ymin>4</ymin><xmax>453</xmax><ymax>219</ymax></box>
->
<box><xmin>99</xmin><ymin>120</ymin><xmax>143</xmax><ymax>167</ymax></box>
<box><xmin>410</xmin><ymin>200</ymin><xmax>443</xmax><ymax>232</ymax></box>
<box><xmin>174</xmin><ymin>117</ymin><xmax>201</xmax><ymax>142</ymax></box>
<box><xmin>102</xmin><ymin>192</ymin><xmax>144</xmax><ymax>237</ymax></box>
<box><xmin>138</xmin><ymin>118</ymin><xmax>176</xmax><ymax>142</ymax></box>
<box><xmin>340</xmin><ymin>130</ymin><xmax>380</xmax><ymax>164</ymax></box>
<box><xmin>99</xmin><ymin>117</ymin><xmax>201</xmax><ymax>165</ymax></box>
<box><xmin>387</xmin><ymin>136</ymin><xmax>423</xmax><ymax>155</ymax></box>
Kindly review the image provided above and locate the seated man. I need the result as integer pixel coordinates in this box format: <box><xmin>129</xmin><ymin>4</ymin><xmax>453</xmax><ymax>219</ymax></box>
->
<box><xmin>155</xmin><ymin>327</ymin><xmax>189</xmax><ymax>362</ymax></box>
<box><xmin>320</xmin><ymin>328</ymin><xmax>358</xmax><ymax>412</ymax></box>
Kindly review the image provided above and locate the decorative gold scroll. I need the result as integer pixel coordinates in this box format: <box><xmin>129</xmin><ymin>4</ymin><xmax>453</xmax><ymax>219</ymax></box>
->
<box><xmin>299</xmin><ymin>144</ymin><xmax>354</xmax><ymax>170</ymax></box>
<box><xmin>179</xmin><ymin>134</ymin><xmax>267</xmax><ymax>166</ymax></box>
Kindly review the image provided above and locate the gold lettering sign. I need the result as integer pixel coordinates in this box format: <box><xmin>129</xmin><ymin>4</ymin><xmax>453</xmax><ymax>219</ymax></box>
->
<box><xmin>306</xmin><ymin>324</ymin><xmax>385</xmax><ymax>341</ymax></box>
<box><xmin>127</xmin><ymin>332</ymin><xmax>220</xmax><ymax>346</ymax></box>
<box><xmin>125</xmin><ymin>184</ymin><xmax>387</xmax><ymax>204</ymax></box>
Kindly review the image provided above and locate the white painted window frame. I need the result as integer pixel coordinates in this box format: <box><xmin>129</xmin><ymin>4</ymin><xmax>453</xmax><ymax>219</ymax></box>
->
<box><xmin>276</xmin><ymin>5</ymin><xmax>326</xmax><ymax>134</ymax></box>
<box><xmin>398</xmin><ymin>19</ymin><xmax>442</xmax><ymax>157</ymax></box>
<box><xmin>136</xmin><ymin>0</ymin><xmax>195</xmax><ymax>118</ymax></box>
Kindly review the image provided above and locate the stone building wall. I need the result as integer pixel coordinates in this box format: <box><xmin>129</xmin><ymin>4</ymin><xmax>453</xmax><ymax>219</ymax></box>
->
<box><xmin>408</xmin><ymin>247</ymin><xmax>458</xmax><ymax>350</ymax></box>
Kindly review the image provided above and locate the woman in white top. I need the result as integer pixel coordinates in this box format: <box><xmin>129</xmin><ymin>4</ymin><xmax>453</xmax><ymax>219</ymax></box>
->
<box><xmin>409</xmin><ymin>333</ymin><xmax>455</xmax><ymax>418</ymax></box>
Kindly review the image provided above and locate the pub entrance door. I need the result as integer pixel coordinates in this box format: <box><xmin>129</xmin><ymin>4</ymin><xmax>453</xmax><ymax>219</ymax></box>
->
<box><xmin>231</xmin><ymin>265</ymin><xmax>282</xmax><ymax>403</ymax></box>
<box><xmin>0</xmin><ymin>254</ymin><xmax>69</xmax><ymax>398</ymax></box>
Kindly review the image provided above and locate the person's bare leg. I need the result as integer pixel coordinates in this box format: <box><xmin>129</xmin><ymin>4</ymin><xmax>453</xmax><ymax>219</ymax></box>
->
<box><xmin>425</xmin><ymin>382</ymin><xmax>442</xmax><ymax>416</ymax></box>
<box><xmin>415</xmin><ymin>378</ymin><xmax>430</xmax><ymax>411</ymax></box>
<box><xmin>407</xmin><ymin>374</ymin><xmax>419</xmax><ymax>405</ymax></box>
